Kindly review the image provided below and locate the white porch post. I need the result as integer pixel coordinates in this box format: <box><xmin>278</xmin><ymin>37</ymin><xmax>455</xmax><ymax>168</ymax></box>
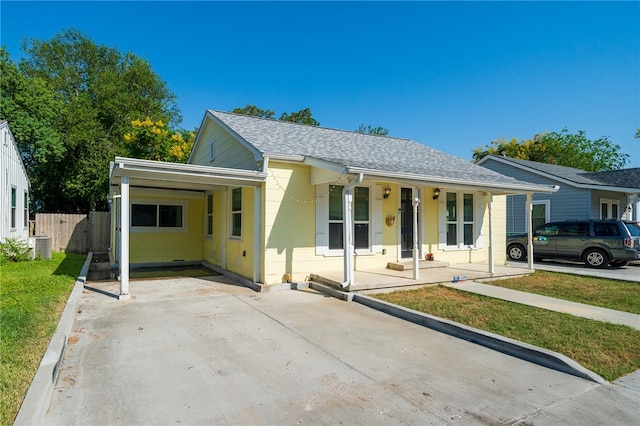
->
<box><xmin>526</xmin><ymin>192</ymin><xmax>534</xmax><ymax>271</ymax></box>
<box><xmin>412</xmin><ymin>188</ymin><xmax>421</xmax><ymax>280</ymax></box>
<box><xmin>488</xmin><ymin>192</ymin><xmax>494</xmax><ymax>274</ymax></box>
<box><xmin>119</xmin><ymin>176</ymin><xmax>130</xmax><ymax>298</ymax></box>
<box><xmin>253</xmin><ymin>186</ymin><xmax>261</xmax><ymax>284</ymax></box>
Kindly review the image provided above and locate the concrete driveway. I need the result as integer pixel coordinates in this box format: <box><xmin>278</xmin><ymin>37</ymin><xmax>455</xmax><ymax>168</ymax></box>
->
<box><xmin>45</xmin><ymin>276</ymin><xmax>638</xmax><ymax>425</ymax></box>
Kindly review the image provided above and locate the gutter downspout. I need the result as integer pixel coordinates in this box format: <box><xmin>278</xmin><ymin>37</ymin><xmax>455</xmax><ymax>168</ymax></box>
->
<box><xmin>340</xmin><ymin>173</ymin><xmax>364</xmax><ymax>288</ymax></box>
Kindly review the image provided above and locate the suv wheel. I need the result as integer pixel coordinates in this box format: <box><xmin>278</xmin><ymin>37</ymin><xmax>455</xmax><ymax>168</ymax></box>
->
<box><xmin>584</xmin><ymin>249</ymin><xmax>609</xmax><ymax>268</ymax></box>
<box><xmin>507</xmin><ymin>243</ymin><xmax>526</xmax><ymax>261</ymax></box>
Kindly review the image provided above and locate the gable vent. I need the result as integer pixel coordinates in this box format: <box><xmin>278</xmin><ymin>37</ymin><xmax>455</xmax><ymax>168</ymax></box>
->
<box><xmin>209</xmin><ymin>139</ymin><xmax>215</xmax><ymax>161</ymax></box>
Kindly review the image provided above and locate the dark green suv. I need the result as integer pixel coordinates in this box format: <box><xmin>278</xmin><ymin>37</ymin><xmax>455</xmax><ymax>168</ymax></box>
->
<box><xmin>507</xmin><ymin>219</ymin><xmax>640</xmax><ymax>268</ymax></box>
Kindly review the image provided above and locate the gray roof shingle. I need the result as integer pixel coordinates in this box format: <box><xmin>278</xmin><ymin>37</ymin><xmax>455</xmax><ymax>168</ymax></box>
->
<box><xmin>483</xmin><ymin>155</ymin><xmax>640</xmax><ymax>190</ymax></box>
<box><xmin>210</xmin><ymin>110</ymin><xmax>547</xmax><ymax>190</ymax></box>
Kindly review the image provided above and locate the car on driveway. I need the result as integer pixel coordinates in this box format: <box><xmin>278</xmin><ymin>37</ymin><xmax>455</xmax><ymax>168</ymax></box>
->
<box><xmin>507</xmin><ymin>219</ymin><xmax>640</xmax><ymax>268</ymax></box>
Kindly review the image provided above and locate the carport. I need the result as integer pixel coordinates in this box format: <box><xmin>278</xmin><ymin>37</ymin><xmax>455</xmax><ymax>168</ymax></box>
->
<box><xmin>109</xmin><ymin>157</ymin><xmax>267</xmax><ymax>298</ymax></box>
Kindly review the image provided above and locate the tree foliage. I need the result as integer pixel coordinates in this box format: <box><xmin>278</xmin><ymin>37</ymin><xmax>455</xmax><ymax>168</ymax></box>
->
<box><xmin>232</xmin><ymin>104</ymin><xmax>319</xmax><ymax>126</ymax></box>
<box><xmin>1</xmin><ymin>29</ymin><xmax>183</xmax><ymax>211</ymax></box>
<box><xmin>124</xmin><ymin>118</ymin><xmax>195</xmax><ymax>163</ymax></box>
<box><xmin>472</xmin><ymin>129</ymin><xmax>629</xmax><ymax>172</ymax></box>
<box><xmin>356</xmin><ymin>124</ymin><xmax>390</xmax><ymax>136</ymax></box>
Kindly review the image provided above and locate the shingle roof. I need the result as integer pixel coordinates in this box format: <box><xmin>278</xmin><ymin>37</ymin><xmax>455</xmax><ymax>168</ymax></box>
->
<box><xmin>483</xmin><ymin>155</ymin><xmax>640</xmax><ymax>190</ymax></box>
<box><xmin>209</xmin><ymin>110</ymin><xmax>551</xmax><ymax>191</ymax></box>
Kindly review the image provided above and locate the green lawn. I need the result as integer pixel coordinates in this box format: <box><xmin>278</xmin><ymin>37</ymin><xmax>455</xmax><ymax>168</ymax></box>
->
<box><xmin>0</xmin><ymin>252</ymin><xmax>85</xmax><ymax>426</ymax></box>
<box><xmin>482</xmin><ymin>270</ymin><xmax>640</xmax><ymax>314</ymax></box>
<box><xmin>376</xmin><ymin>284</ymin><xmax>640</xmax><ymax>382</ymax></box>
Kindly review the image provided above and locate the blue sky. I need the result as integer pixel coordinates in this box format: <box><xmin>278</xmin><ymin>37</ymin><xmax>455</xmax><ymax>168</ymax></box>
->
<box><xmin>2</xmin><ymin>1</ymin><xmax>639</xmax><ymax>167</ymax></box>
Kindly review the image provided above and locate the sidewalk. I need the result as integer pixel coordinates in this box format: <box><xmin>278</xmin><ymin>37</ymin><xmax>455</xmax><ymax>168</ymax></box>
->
<box><xmin>444</xmin><ymin>280</ymin><xmax>640</xmax><ymax>330</ymax></box>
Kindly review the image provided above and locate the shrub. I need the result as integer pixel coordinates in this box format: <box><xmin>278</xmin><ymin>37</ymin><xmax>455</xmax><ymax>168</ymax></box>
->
<box><xmin>0</xmin><ymin>237</ymin><xmax>32</xmax><ymax>262</ymax></box>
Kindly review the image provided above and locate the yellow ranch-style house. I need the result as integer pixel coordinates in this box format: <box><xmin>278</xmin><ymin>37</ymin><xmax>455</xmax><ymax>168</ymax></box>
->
<box><xmin>109</xmin><ymin>110</ymin><xmax>557</xmax><ymax>297</ymax></box>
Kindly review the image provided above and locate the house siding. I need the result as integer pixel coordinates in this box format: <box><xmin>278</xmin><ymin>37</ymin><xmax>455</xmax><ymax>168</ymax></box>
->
<box><xmin>480</xmin><ymin>159</ymin><xmax>590</xmax><ymax>232</ymax></box>
<box><xmin>128</xmin><ymin>189</ymin><xmax>204</xmax><ymax>264</ymax></box>
<box><xmin>191</xmin><ymin>118</ymin><xmax>257</xmax><ymax>170</ymax></box>
<box><xmin>1</xmin><ymin>122</ymin><xmax>29</xmax><ymax>242</ymax></box>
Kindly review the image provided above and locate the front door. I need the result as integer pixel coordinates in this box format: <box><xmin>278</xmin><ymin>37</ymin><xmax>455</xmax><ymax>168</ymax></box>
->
<box><xmin>400</xmin><ymin>187</ymin><xmax>414</xmax><ymax>258</ymax></box>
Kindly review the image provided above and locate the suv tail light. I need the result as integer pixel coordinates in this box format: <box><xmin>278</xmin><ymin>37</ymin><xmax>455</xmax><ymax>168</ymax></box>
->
<box><xmin>624</xmin><ymin>238</ymin><xmax>633</xmax><ymax>248</ymax></box>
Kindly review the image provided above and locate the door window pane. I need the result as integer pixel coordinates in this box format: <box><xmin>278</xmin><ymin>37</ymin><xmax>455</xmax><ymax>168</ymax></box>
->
<box><xmin>447</xmin><ymin>224</ymin><xmax>457</xmax><ymax>246</ymax></box>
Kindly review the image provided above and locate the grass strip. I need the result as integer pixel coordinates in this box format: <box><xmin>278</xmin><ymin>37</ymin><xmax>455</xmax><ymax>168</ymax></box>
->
<box><xmin>483</xmin><ymin>271</ymin><xmax>640</xmax><ymax>314</ymax></box>
<box><xmin>0</xmin><ymin>252</ymin><xmax>85</xmax><ymax>426</ymax></box>
<box><xmin>376</xmin><ymin>285</ymin><xmax>640</xmax><ymax>382</ymax></box>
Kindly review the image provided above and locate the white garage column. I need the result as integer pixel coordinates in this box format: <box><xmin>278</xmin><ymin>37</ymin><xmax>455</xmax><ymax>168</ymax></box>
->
<box><xmin>119</xmin><ymin>176</ymin><xmax>130</xmax><ymax>299</ymax></box>
<box><xmin>526</xmin><ymin>192</ymin><xmax>534</xmax><ymax>271</ymax></box>
<box><xmin>253</xmin><ymin>186</ymin><xmax>261</xmax><ymax>284</ymax></box>
<box><xmin>412</xmin><ymin>187</ymin><xmax>421</xmax><ymax>280</ymax></box>
<box><xmin>488</xmin><ymin>192</ymin><xmax>494</xmax><ymax>274</ymax></box>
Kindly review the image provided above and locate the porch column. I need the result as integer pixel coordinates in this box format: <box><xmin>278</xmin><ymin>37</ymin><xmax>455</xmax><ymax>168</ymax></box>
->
<box><xmin>412</xmin><ymin>188</ymin><xmax>420</xmax><ymax>280</ymax></box>
<box><xmin>119</xmin><ymin>176</ymin><xmax>130</xmax><ymax>299</ymax></box>
<box><xmin>253</xmin><ymin>186</ymin><xmax>261</xmax><ymax>284</ymax></box>
<box><xmin>487</xmin><ymin>192</ymin><xmax>494</xmax><ymax>274</ymax></box>
<box><xmin>526</xmin><ymin>192</ymin><xmax>534</xmax><ymax>271</ymax></box>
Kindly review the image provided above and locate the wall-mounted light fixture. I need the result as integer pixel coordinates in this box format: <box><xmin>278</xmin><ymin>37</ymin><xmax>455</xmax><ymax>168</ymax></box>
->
<box><xmin>383</xmin><ymin>185</ymin><xmax>392</xmax><ymax>199</ymax></box>
<box><xmin>432</xmin><ymin>188</ymin><xmax>441</xmax><ymax>200</ymax></box>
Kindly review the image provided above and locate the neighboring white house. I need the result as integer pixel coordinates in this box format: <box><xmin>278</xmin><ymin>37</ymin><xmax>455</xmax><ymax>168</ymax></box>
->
<box><xmin>1</xmin><ymin>120</ymin><xmax>30</xmax><ymax>242</ymax></box>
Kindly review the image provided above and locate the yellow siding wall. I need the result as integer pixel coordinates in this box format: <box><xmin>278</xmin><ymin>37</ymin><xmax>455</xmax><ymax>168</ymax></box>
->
<box><xmin>264</xmin><ymin>163</ymin><xmax>318</xmax><ymax>284</ymax></box>
<box><xmin>226</xmin><ymin>187</ymin><xmax>256</xmax><ymax>278</ymax></box>
<box><xmin>190</xmin><ymin>118</ymin><xmax>257</xmax><ymax>170</ymax></box>
<box><xmin>129</xmin><ymin>189</ymin><xmax>204</xmax><ymax>264</ymax></box>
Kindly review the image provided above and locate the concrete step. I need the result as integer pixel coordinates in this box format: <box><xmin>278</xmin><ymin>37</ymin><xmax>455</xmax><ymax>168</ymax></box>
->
<box><xmin>387</xmin><ymin>260</ymin><xmax>449</xmax><ymax>271</ymax></box>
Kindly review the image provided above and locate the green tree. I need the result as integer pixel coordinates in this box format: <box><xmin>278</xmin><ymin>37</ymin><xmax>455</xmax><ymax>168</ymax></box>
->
<box><xmin>231</xmin><ymin>105</ymin><xmax>275</xmax><ymax>119</ymax></box>
<box><xmin>472</xmin><ymin>129</ymin><xmax>629</xmax><ymax>172</ymax></box>
<box><xmin>356</xmin><ymin>124</ymin><xmax>390</xmax><ymax>136</ymax></box>
<box><xmin>123</xmin><ymin>117</ymin><xmax>194</xmax><ymax>163</ymax></box>
<box><xmin>233</xmin><ymin>105</ymin><xmax>319</xmax><ymax>126</ymax></box>
<box><xmin>279</xmin><ymin>108</ymin><xmax>319</xmax><ymax>126</ymax></box>
<box><xmin>5</xmin><ymin>28</ymin><xmax>181</xmax><ymax>211</ymax></box>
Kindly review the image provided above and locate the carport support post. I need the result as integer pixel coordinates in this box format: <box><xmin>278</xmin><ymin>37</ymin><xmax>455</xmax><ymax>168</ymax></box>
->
<box><xmin>120</xmin><ymin>176</ymin><xmax>130</xmax><ymax>298</ymax></box>
<box><xmin>526</xmin><ymin>192</ymin><xmax>534</xmax><ymax>271</ymax></box>
<box><xmin>412</xmin><ymin>188</ymin><xmax>420</xmax><ymax>280</ymax></box>
<box><xmin>488</xmin><ymin>192</ymin><xmax>494</xmax><ymax>274</ymax></box>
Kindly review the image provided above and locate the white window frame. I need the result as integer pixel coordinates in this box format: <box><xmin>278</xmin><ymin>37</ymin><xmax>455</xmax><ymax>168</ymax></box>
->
<box><xmin>130</xmin><ymin>199</ymin><xmax>188</xmax><ymax>233</ymax></box>
<box><xmin>531</xmin><ymin>200</ymin><xmax>550</xmax><ymax>231</ymax></box>
<box><xmin>315</xmin><ymin>182</ymin><xmax>381</xmax><ymax>256</ymax></box>
<box><xmin>10</xmin><ymin>186</ymin><xmax>17</xmax><ymax>229</ymax></box>
<box><xmin>438</xmin><ymin>190</ymin><xmax>484</xmax><ymax>250</ymax></box>
<box><xmin>23</xmin><ymin>191</ymin><xmax>28</xmax><ymax>230</ymax></box>
<box><xmin>230</xmin><ymin>187</ymin><xmax>242</xmax><ymax>239</ymax></box>
<box><xmin>600</xmin><ymin>198</ymin><xmax>620</xmax><ymax>219</ymax></box>
<box><xmin>205</xmin><ymin>192</ymin><xmax>213</xmax><ymax>238</ymax></box>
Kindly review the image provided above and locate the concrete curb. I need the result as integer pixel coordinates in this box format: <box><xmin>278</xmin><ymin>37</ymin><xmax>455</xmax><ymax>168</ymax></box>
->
<box><xmin>14</xmin><ymin>253</ymin><xmax>92</xmax><ymax>426</ymax></box>
<box><xmin>310</xmin><ymin>282</ymin><xmax>606</xmax><ymax>384</ymax></box>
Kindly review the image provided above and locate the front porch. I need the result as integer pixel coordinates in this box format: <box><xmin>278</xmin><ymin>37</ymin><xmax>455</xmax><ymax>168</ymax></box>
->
<box><xmin>310</xmin><ymin>262</ymin><xmax>533</xmax><ymax>292</ymax></box>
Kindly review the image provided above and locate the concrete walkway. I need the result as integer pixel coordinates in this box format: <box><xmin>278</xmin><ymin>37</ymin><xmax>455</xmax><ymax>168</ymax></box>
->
<box><xmin>443</xmin><ymin>281</ymin><xmax>640</xmax><ymax>330</ymax></box>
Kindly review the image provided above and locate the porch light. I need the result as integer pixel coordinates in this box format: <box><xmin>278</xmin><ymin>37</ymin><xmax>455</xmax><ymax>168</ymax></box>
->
<box><xmin>433</xmin><ymin>188</ymin><xmax>440</xmax><ymax>200</ymax></box>
<box><xmin>383</xmin><ymin>185</ymin><xmax>391</xmax><ymax>199</ymax></box>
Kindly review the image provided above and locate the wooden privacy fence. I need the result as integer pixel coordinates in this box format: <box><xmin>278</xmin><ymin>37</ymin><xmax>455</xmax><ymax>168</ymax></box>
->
<box><xmin>34</xmin><ymin>212</ymin><xmax>110</xmax><ymax>253</ymax></box>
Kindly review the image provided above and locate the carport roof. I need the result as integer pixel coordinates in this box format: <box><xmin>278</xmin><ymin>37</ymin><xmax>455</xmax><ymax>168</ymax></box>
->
<box><xmin>109</xmin><ymin>156</ymin><xmax>267</xmax><ymax>191</ymax></box>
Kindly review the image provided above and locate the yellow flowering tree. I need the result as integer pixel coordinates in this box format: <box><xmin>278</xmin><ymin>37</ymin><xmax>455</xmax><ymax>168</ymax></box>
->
<box><xmin>124</xmin><ymin>117</ymin><xmax>194</xmax><ymax>163</ymax></box>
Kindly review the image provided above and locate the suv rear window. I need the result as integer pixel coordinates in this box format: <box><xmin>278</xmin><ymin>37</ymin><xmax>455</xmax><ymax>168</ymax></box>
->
<box><xmin>593</xmin><ymin>222</ymin><xmax>621</xmax><ymax>236</ymax></box>
<box><xmin>624</xmin><ymin>222</ymin><xmax>640</xmax><ymax>237</ymax></box>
